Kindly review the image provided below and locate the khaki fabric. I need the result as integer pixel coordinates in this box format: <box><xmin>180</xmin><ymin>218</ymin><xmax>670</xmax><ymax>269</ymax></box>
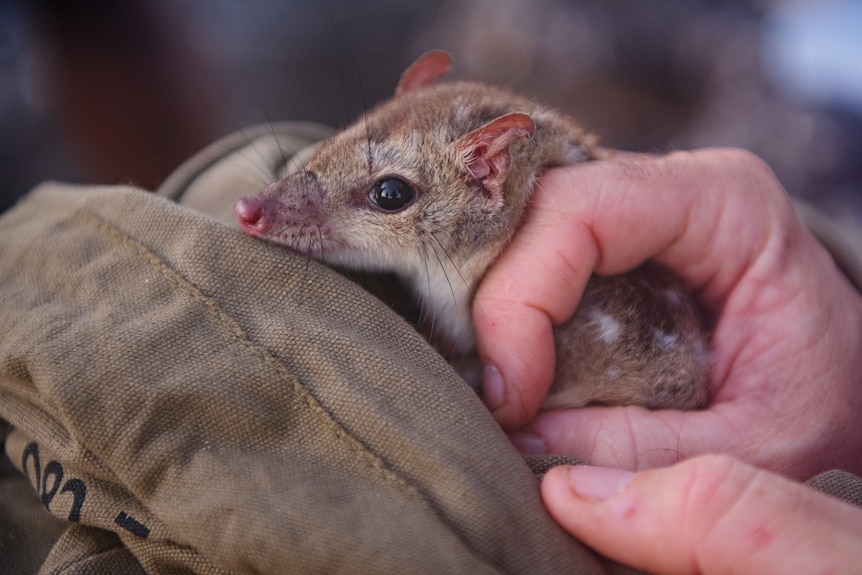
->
<box><xmin>1</xmin><ymin>122</ymin><xmax>623</xmax><ymax>574</ymax></box>
<box><xmin>2</xmin><ymin>121</ymin><xmax>861</xmax><ymax>574</ymax></box>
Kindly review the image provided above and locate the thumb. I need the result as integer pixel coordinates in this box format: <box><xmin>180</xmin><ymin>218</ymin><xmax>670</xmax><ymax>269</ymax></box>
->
<box><xmin>541</xmin><ymin>455</ymin><xmax>862</xmax><ymax>575</ymax></box>
<box><xmin>473</xmin><ymin>149</ymin><xmax>765</xmax><ymax>429</ymax></box>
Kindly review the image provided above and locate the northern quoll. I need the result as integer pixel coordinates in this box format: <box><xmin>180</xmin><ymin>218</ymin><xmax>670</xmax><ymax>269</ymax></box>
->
<box><xmin>235</xmin><ymin>50</ymin><xmax>708</xmax><ymax>411</ymax></box>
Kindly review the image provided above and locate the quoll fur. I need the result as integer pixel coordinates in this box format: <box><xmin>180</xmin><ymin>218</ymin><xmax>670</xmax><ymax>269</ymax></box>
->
<box><xmin>235</xmin><ymin>50</ymin><xmax>708</xmax><ymax>411</ymax></box>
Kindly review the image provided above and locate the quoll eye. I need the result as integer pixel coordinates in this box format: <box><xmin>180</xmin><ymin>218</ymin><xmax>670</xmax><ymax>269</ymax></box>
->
<box><xmin>369</xmin><ymin>178</ymin><xmax>416</xmax><ymax>212</ymax></box>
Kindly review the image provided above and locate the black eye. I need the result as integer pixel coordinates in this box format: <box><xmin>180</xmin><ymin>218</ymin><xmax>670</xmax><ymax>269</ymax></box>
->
<box><xmin>369</xmin><ymin>178</ymin><xmax>415</xmax><ymax>212</ymax></box>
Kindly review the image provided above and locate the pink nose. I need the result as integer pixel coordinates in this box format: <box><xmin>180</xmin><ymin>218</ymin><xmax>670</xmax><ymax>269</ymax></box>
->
<box><xmin>235</xmin><ymin>197</ymin><xmax>270</xmax><ymax>236</ymax></box>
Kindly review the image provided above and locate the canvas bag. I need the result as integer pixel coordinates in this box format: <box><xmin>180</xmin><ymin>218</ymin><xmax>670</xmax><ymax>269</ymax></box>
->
<box><xmin>0</xmin><ymin>122</ymin><xmax>644</xmax><ymax>574</ymax></box>
<box><xmin>2</xmin><ymin>121</ymin><xmax>861</xmax><ymax>575</ymax></box>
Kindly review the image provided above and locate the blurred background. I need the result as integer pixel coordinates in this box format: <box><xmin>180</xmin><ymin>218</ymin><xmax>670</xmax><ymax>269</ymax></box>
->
<box><xmin>1</xmin><ymin>0</ymin><xmax>861</xmax><ymax>220</ymax></box>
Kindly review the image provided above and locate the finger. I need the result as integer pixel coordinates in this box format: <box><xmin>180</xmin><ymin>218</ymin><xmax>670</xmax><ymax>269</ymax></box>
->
<box><xmin>515</xmin><ymin>353</ymin><xmax>862</xmax><ymax>479</ymax></box>
<box><xmin>474</xmin><ymin>149</ymin><xmax>781</xmax><ymax>428</ymax></box>
<box><xmin>474</xmin><ymin>154</ymin><xmax>687</xmax><ymax>428</ymax></box>
<box><xmin>472</xmin><ymin>165</ymin><xmax>601</xmax><ymax>427</ymax></box>
<box><xmin>512</xmin><ymin>405</ymin><xmax>747</xmax><ymax>471</ymax></box>
<box><xmin>541</xmin><ymin>456</ymin><xmax>862</xmax><ymax>575</ymax></box>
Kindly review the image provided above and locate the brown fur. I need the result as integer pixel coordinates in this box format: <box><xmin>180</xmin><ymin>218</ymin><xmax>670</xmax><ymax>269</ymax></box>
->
<box><xmin>235</xmin><ymin>51</ymin><xmax>708</xmax><ymax>411</ymax></box>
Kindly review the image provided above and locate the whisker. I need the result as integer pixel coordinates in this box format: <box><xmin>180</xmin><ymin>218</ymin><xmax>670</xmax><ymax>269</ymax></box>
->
<box><xmin>269</xmin><ymin>198</ymin><xmax>291</xmax><ymax>210</ymax></box>
<box><xmin>236</xmin><ymin>66</ymin><xmax>289</xmax><ymax>179</ymax></box>
<box><xmin>429</xmin><ymin>231</ymin><xmax>468</xmax><ymax>289</ymax></box>
<box><xmin>288</xmin><ymin>223</ymin><xmax>306</xmax><ymax>250</ymax></box>
<box><xmin>355</xmin><ymin>61</ymin><xmax>373</xmax><ymax>174</ymax></box>
<box><xmin>266</xmin><ymin>218</ymin><xmax>295</xmax><ymax>241</ymax></box>
<box><xmin>426</xmin><ymin>235</ymin><xmax>457</xmax><ymax>309</ymax></box>
<box><xmin>317</xmin><ymin>225</ymin><xmax>325</xmax><ymax>259</ymax></box>
<box><xmin>429</xmin><ymin>230</ymin><xmax>468</xmax><ymax>353</ymax></box>
<box><xmin>321</xmin><ymin>0</ymin><xmax>351</xmax><ymax>128</ymax></box>
<box><xmin>418</xmin><ymin>240</ymin><xmax>435</xmax><ymax>337</ymax></box>
<box><xmin>319</xmin><ymin>0</ymin><xmax>371</xmax><ymax>173</ymax></box>
<box><xmin>225</xmin><ymin>68</ymin><xmax>290</xmax><ymax>187</ymax></box>
<box><xmin>284</xmin><ymin>147</ymin><xmax>307</xmax><ymax>176</ymax></box>
<box><xmin>209</xmin><ymin>141</ymin><xmax>275</xmax><ymax>188</ymax></box>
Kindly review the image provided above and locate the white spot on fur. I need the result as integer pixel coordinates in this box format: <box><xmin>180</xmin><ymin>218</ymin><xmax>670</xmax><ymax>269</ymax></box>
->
<box><xmin>562</xmin><ymin>141</ymin><xmax>590</xmax><ymax>164</ymax></box>
<box><xmin>662</xmin><ymin>288</ymin><xmax>684</xmax><ymax>308</ymax></box>
<box><xmin>588</xmin><ymin>308</ymin><xmax>622</xmax><ymax>344</ymax></box>
<box><xmin>604</xmin><ymin>368</ymin><xmax>621</xmax><ymax>382</ymax></box>
<box><xmin>651</xmin><ymin>327</ymin><xmax>678</xmax><ymax>350</ymax></box>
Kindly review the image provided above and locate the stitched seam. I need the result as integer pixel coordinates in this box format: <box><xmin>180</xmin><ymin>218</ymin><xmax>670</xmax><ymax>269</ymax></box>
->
<box><xmin>74</xmin><ymin>210</ymin><xmax>428</xmax><ymax>503</ymax></box>
<box><xmin>68</xmin><ymin>205</ymin><xmax>503</xmax><ymax>571</ymax></box>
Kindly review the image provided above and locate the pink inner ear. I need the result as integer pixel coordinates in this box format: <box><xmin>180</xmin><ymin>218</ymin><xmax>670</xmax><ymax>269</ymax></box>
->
<box><xmin>395</xmin><ymin>50</ymin><xmax>453</xmax><ymax>95</ymax></box>
<box><xmin>464</xmin><ymin>148</ymin><xmax>492</xmax><ymax>180</ymax></box>
<box><xmin>456</xmin><ymin>113</ymin><xmax>536</xmax><ymax>201</ymax></box>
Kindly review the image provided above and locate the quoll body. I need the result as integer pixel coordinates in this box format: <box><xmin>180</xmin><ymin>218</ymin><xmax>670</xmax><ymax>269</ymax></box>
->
<box><xmin>235</xmin><ymin>50</ymin><xmax>708</xmax><ymax>411</ymax></box>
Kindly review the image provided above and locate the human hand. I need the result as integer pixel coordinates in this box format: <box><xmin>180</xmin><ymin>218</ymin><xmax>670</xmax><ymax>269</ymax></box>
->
<box><xmin>473</xmin><ymin>149</ymin><xmax>862</xmax><ymax>479</ymax></box>
<box><xmin>541</xmin><ymin>455</ymin><xmax>862</xmax><ymax>574</ymax></box>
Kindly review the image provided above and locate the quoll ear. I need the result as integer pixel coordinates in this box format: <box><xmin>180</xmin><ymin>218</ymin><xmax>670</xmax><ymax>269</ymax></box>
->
<box><xmin>454</xmin><ymin>113</ymin><xmax>536</xmax><ymax>205</ymax></box>
<box><xmin>395</xmin><ymin>50</ymin><xmax>453</xmax><ymax>95</ymax></box>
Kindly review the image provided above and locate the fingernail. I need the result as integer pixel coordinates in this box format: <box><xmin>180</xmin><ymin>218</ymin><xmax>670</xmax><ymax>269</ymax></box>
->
<box><xmin>483</xmin><ymin>364</ymin><xmax>505</xmax><ymax>411</ymax></box>
<box><xmin>508</xmin><ymin>431</ymin><xmax>546</xmax><ymax>455</ymax></box>
<box><xmin>566</xmin><ymin>465</ymin><xmax>635</xmax><ymax>501</ymax></box>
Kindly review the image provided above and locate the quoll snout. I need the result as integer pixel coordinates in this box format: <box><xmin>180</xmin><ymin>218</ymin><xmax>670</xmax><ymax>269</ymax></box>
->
<box><xmin>235</xmin><ymin>196</ymin><xmax>276</xmax><ymax>237</ymax></box>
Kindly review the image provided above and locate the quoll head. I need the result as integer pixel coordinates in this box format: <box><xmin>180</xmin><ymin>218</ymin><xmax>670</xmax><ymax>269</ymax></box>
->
<box><xmin>235</xmin><ymin>51</ymin><xmax>542</xmax><ymax>279</ymax></box>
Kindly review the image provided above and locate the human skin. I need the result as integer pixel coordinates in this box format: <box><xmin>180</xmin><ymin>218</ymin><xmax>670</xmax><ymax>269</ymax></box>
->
<box><xmin>473</xmin><ymin>149</ymin><xmax>862</xmax><ymax>480</ymax></box>
<box><xmin>540</xmin><ymin>455</ymin><xmax>862</xmax><ymax>574</ymax></box>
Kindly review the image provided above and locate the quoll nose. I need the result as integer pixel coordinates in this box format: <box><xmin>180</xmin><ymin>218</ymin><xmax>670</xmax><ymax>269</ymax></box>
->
<box><xmin>235</xmin><ymin>197</ymin><xmax>270</xmax><ymax>236</ymax></box>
